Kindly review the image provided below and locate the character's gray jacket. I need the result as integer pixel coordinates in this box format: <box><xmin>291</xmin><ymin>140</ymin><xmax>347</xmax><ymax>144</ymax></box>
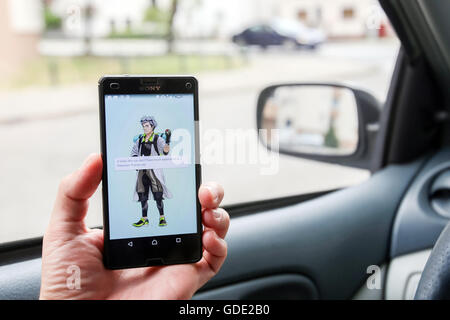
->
<box><xmin>130</xmin><ymin>135</ymin><xmax>173</xmax><ymax>201</ymax></box>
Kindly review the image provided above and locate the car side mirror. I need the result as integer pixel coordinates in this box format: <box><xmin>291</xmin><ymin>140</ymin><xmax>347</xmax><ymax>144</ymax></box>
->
<box><xmin>256</xmin><ymin>83</ymin><xmax>380</xmax><ymax>169</ymax></box>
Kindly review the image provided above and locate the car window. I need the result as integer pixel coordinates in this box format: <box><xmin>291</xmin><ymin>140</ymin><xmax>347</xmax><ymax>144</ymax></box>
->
<box><xmin>262</xmin><ymin>25</ymin><xmax>275</xmax><ymax>33</ymax></box>
<box><xmin>0</xmin><ymin>0</ymin><xmax>399</xmax><ymax>243</ymax></box>
<box><xmin>249</xmin><ymin>26</ymin><xmax>264</xmax><ymax>33</ymax></box>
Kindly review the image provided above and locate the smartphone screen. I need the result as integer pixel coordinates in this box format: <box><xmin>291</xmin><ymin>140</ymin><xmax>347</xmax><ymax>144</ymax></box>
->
<box><xmin>99</xmin><ymin>76</ymin><xmax>202</xmax><ymax>269</ymax></box>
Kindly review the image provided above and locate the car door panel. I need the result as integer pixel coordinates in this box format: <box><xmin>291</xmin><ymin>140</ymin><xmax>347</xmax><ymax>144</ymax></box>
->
<box><xmin>390</xmin><ymin>148</ymin><xmax>450</xmax><ymax>257</ymax></box>
<box><xmin>0</xmin><ymin>258</ymin><xmax>41</xmax><ymax>300</ymax></box>
<box><xmin>0</xmin><ymin>154</ymin><xmax>427</xmax><ymax>300</ymax></box>
<box><xmin>193</xmin><ymin>274</ymin><xmax>318</xmax><ymax>300</ymax></box>
<box><xmin>195</xmin><ymin>156</ymin><xmax>425</xmax><ymax>299</ymax></box>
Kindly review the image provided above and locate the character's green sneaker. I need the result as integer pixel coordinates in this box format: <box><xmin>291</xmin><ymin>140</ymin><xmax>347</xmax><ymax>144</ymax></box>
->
<box><xmin>159</xmin><ymin>216</ymin><xmax>167</xmax><ymax>227</ymax></box>
<box><xmin>132</xmin><ymin>218</ymin><xmax>149</xmax><ymax>227</ymax></box>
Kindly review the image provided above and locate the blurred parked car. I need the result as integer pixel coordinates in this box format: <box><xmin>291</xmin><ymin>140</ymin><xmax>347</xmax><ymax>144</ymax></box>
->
<box><xmin>232</xmin><ymin>20</ymin><xmax>325</xmax><ymax>50</ymax></box>
<box><xmin>271</xmin><ymin>18</ymin><xmax>326</xmax><ymax>49</ymax></box>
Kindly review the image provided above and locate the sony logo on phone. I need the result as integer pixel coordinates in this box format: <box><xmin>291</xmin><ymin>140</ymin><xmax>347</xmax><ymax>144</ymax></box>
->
<box><xmin>147</xmin><ymin>85</ymin><xmax>161</xmax><ymax>91</ymax></box>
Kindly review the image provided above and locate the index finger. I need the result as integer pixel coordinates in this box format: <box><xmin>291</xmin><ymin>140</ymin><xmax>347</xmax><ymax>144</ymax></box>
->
<box><xmin>198</xmin><ymin>182</ymin><xmax>224</xmax><ymax>209</ymax></box>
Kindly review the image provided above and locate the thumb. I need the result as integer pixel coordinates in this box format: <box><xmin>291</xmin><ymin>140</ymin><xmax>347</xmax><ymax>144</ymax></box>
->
<box><xmin>50</xmin><ymin>153</ymin><xmax>103</xmax><ymax>233</ymax></box>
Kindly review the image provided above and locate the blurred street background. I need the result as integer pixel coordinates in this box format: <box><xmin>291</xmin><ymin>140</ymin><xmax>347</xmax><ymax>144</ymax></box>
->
<box><xmin>0</xmin><ymin>0</ymin><xmax>399</xmax><ymax>242</ymax></box>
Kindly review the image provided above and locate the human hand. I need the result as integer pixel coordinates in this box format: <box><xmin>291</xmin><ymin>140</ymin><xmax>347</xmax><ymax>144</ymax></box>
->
<box><xmin>40</xmin><ymin>154</ymin><xmax>229</xmax><ymax>299</ymax></box>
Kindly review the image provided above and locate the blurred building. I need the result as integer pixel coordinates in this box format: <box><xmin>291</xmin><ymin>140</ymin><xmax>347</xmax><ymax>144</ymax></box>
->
<box><xmin>0</xmin><ymin>0</ymin><xmax>395</xmax><ymax>70</ymax></box>
<box><xmin>41</xmin><ymin>0</ymin><xmax>392</xmax><ymax>40</ymax></box>
<box><xmin>174</xmin><ymin>0</ymin><xmax>394</xmax><ymax>39</ymax></box>
<box><xmin>0</xmin><ymin>0</ymin><xmax>43</xmax><ymax>75</ymax></box>
<box><xmin>276</xmin><ymin>0</ymin><xmax>393</xmax><ymax>39</ymax></box>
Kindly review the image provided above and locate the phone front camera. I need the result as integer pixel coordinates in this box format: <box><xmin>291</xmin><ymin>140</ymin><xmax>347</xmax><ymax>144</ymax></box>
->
<box><xmin>185</xmin><ymin>82</ymin><xmax>192</xmax><ymax>89</ymax></box>
<box><xmin>110</xmin><ymin>83</ymin><xmax>120</xmax><ymax>90</ymax></box>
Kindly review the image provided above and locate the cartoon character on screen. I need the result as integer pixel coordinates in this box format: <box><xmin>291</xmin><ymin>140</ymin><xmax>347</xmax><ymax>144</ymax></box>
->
<box><xmin>130</xmin><ymin>115</ymin><xmax>172</xmax><ymax>227</ymax></box>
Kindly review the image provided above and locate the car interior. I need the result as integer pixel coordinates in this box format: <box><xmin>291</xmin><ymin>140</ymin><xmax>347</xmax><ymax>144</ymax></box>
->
<box><xmin>1</xmin><ymin>0</ymin><xmax>450</xmax><ymax>300</ymax></box>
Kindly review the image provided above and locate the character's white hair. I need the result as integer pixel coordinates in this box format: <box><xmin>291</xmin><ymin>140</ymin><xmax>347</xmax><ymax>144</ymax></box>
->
<box><xmin>140</xmin><ymin>115</ymin><xmax>157</xmax><ymax>128</ymax></box>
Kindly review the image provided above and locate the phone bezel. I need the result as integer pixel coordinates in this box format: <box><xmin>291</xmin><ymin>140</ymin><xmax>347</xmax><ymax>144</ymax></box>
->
<box><xmin>98</xmin><ymin>75</ymin><xmax>202</xmax><ymax>269</ymax></box>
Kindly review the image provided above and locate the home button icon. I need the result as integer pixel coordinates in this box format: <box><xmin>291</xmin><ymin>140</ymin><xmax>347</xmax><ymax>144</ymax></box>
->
<box><xmin>151</xmin><ymin>239</ymin><xmax>158</xmax><ymax>246</ymax></box>
<box><xmin>175</xmin><ymin>238</ymin><xmax>181</xmax><ymax>244</ymax></box>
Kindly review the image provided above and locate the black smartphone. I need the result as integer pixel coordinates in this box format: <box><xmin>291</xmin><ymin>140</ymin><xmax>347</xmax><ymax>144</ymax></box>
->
<box><xmin>98</xmin><ymin>75</ymin><xmax>202</xmax><ymax>269</ymax></box>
